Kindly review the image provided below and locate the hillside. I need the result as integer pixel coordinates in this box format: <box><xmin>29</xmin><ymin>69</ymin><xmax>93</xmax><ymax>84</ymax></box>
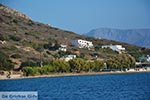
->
<box><xmin>0</xmin><ymin>4</ymin><xmax>150</xmax><ymax>70</ymax></box>
<box><xmin>85</xmin><ymin>28</ymin><xmax>150</xmax><ymax>48</ymax></box>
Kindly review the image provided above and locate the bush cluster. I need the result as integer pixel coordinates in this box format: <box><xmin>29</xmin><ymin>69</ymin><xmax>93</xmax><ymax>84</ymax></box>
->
<box><xmin>0</xmin><ymin>52</ymin><xmax>14</xmax><ymax>70</ymax></box>
<box><xmin>9</xmin><ymin>35</ymin><xmax>21</xmax><ymax>41</ymax></box>
<box><xmin>106</xmin><ymin>54</ymin><xmax>136</xmax><ymax>70</ymax></box>
<box><xmin>22</xmin><ymin>59</ymin><xmax>105</xmax><ymax>76</ymax></box>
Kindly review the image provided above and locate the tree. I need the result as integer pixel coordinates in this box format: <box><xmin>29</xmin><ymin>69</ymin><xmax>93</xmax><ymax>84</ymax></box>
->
<box><xmin>93</xmin><ymin>60</ymin><xmax>105</xmax><ymax>72</ymax></box>
<box><xmin>20</xmin><ymin>60</ymin><xmax>38</xmax><ymax>67</ymax></box>
<box><xmin>81</xmin><ymin>61</ymin><xmax>90</xmax><ymax>72</ymax></box>
<box><xmin>40</xmin><ymin>65</ymin><xmax>54</xmax><ymax>74</ymax></box>
<box><xmin>22</xmin><ymin>67</ymin><xmax>34</xmax><ymax>76</ymax></box>
<box><xmin>106</xmin><ymin>54</ymin><xmax>136</xmax><ymax>70</ymax></box>
<box><xmin>51</xmin><ymin>60</ymin><xmax>70</xmax><ymax>73</ymax></box>
<box><xmin>22</xmin><ymin>67</ymin><xmax>40</xmax><ymax>76</ymax></box>
<box><xmin>69</xmin><ymin>58</ymin><xmax>85</xmax><ymax>73</ymax></box>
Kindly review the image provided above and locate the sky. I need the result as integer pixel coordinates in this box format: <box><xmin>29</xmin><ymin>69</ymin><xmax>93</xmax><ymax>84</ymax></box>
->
<box><xmin>0</xmin><ymin>0</ymin><xmax>150</xmax><ymax>34</ymax></box>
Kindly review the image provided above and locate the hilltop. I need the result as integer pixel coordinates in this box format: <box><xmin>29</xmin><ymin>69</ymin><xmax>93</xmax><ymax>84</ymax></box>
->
<box><xmin>0</xmin><ymin>4</ymin><xmax>150</xmax><ymax>70</ymax></box>
<box><xmin>85</xmin><ymin>28</ymin><xmax>150</xmax><ymax>48</ymax></box>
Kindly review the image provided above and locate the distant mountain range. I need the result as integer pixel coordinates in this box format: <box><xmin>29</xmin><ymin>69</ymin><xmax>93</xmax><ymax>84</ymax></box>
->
<box><xmin>85</xmin><ymin>28</ymin><xmax>150</xmax><ymax>48</ymax></box>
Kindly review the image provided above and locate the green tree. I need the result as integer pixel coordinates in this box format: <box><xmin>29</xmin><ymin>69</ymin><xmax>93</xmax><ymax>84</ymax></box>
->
<box><xmin>22</xmin><ymin>67</ymin><xmax>40</xmax><ymax>76</ymax></box>
<box><xmin>20</xmin><ymin>60</ymin><xmax>38</xmax><ymax>67</ymax></box>
<box><xmin>40</xmin><ymin>65</ymin><xmax>54</xmax><ymax>74</ymax></box>
<box><xmin>93</xmin><ymin>60</ymin><xmax>105</xmax><ymax>72</ymax></box>
<box><xmin>51</xmin><ymin>60</ymin><xmax>70</xmax><ymax>73</ymax></box>
<box><xmin>81</xmin><ymin>61</ymin><xmax>90</xmax><ymax>72</ymax></box>
<box><xmin>69</xmin><ymin>58</ymin><xmax>85</xmax><ymax>73</ymax></box>
<box><xmin>107</xmin><ymin>54</ymin><xmax>136</xmax><ymax>70</ymax></box>
<box><xmin>22</xmin><ymin>67</ymin><xmax>33</xmax><ymax>76</ymax></box>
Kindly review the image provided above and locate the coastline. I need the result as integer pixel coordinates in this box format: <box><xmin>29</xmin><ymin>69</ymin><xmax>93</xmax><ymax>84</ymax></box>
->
<box><xmin>0</xmin><ymin>70</ymin><xmax>150</xmax><ymax>80</ymax></box>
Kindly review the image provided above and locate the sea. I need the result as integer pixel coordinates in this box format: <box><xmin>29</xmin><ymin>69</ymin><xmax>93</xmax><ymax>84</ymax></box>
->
<box><xmin>0</xmin><ymin>72</ymin><xmax>150</xmax><ymax>100</ymax></box>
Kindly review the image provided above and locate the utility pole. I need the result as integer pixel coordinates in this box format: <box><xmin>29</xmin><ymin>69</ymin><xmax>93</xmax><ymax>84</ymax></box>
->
<box><xmin>39</xmin><ymin>49</ymin><xmax>43</xmax><ymax>67</ymax></box>
<box><xmin>104</xmin><ymin>63</ymin><xmax>107</xmax><ymax>69</ymax></box>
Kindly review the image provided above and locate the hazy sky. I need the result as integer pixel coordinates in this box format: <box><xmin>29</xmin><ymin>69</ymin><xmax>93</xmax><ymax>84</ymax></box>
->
<box><xmin>0</xmin><ymin>0</ymin><xmax>150</xmax><ymax>34</ymax></box>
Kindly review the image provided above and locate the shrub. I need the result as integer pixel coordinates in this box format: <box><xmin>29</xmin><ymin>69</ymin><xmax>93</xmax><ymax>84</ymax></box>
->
<box><xmin>27</xmin><ymin>20</ymin><xmax>34</xmax><ymax>26</ymax></box>
<box><xmin>0</xmin><ymin>34</ymin><xmax>9</xmax><ymax>41</ymax></box>
<box><xmin>25</xmin><ymin>31</ymin><xmax>41</xmax><ymax>39</ymax></box>
<box><xmin>69</xmin><ymin>58</ymin><xmax>85</xmax><ymax>73</ymax></box>
<box><xmin>22</xmin><ymin>67</ymin><xmax>40</xmax><ymax>76</ymax></box>
<box><xmin>51</xmin><ymin>60</ymin><xmax>70</xmax><ymax>73</ymax></box>
<box><xmin>0</xmin><ymin>52</ymin><xmax>14</xmax><ymax>70</ymax></box>
<box><xmin>10</xmin><ymin>54</ymin><xmax>21</xmax><ymax>58</ymax></box>
<box><xmin>9</xmin><ymin>35</ymin><xmax>21</xmax><ymax>41</ymax></box>
<box><xmin>40</xmin><ymin>65</ymin><xmax>54</xmax><ymax>74</ymax></box>
<box><xmin>106</xmin><ymin>54</ymin><xmax>136</xmax><ymax>70</ymax></box>
<box><xmin>43</xmin><ymin>53</ymin><xmax>48</xmax><ymax>57</ymax></box>
<box><xmin>12</xmin><ymin>19</ymin><xmax>18</xmax><ymax>24</ymax></box>
<box><xmin>46</xmin><ymin>51</ymin><xmax>51</xmax><ymax>55</ymax></box>
<box><xmin>2</xmin><ymin>46</ymin><xmax>18</xmax><ymax>51</ymax></box>
<box><xmin>20</xmin><ymin>60</ymin><xmax>38</xmax><ymax>67</ymax></box>
<box><xmin>92</xmin><ymin>60</ymin><xmax>105</xmax><ymax>71</ymax></box>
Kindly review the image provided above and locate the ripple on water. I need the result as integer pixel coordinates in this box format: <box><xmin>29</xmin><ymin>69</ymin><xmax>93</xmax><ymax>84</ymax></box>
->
<box><xmin>0</xmin><ymin>72</ymin><xmax>150</xmax><ymax>100</ymax></box>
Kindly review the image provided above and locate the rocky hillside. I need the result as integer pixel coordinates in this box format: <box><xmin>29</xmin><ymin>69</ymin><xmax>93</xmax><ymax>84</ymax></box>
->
<box><xmin>85</xmin><ymin>28</ymin><xmax>150</xmax><ymax>48</ymax></box>
<box><xmin>0</xmin><ymin>4</ymin><xmax>150</xmax><ymax>70</ymax></box>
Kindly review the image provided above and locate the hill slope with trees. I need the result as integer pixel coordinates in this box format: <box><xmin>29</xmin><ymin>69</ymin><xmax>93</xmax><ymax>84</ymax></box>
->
<box><xmin>0</xmin><ymin>4</ymin><xmax>150</xmax><ymax>72</ymax></box>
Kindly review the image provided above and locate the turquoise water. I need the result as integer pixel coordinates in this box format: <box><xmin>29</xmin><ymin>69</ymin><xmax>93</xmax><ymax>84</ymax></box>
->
<box><xmin>0</xmin><ymin>72</ymin><xmax>150</xmax><ymax>100</ymax></box>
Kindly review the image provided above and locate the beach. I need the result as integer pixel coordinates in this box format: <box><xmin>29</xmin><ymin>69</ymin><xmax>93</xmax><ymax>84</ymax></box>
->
<box><xmin>0</xmin><ymin>69</ymin><xmax>150</xmax><ymax>80</ymax></box>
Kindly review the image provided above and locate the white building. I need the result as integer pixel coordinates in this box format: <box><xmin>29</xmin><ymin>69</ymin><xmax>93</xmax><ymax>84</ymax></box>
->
<box><xmin>147</xmin><ymin>56</ymin><xmax>150</xmax><ymax>62</ymax></box>
<box><xmin>63</xmin><ymin>55</ymin><xmax>76</xmax><ymax>61</ymax></box>
<box><xmin>139</xmin><ymin>55</ymin><xmax>150</xmax><ymax>62</ymax></box>
<box><xmin>0</xmin><ymin>40</ymin><xmax>6</xmax><ymax>44</ymax></box>
<box><xmin>102</xmin><ymin>45</ymin><xmax>125</xmax><ymax>53</ymax></box>
<box><xmin>72</xmin><ymin>39</ymin><xmax>93</xmax><ymax>48</ymax></box>
<box><xmin>58</xmin><ymin>44</ymin><xmax>67</xmax><ymax>52</ymax></box>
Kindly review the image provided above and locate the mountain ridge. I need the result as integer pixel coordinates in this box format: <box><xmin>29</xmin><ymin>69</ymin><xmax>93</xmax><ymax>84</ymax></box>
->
<box><xmin>85</xmin><ymin>28</ymin><xmax>150</xmax><ymax>48</ymax></box>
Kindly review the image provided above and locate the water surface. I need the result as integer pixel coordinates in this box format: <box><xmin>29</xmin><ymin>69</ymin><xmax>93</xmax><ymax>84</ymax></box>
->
<box><xmin>0</xmin><ymin>72</ymin><xmax>150</xmax><ymax>100</ymax></box>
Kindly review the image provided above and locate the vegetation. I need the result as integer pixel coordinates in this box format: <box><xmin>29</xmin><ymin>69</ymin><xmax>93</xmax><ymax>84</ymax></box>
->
<box><xmin>0</xmin><ymin>52</ymin><xmax>14</xmax><ymax>70</ymax></box>
<box><xmin>25</xmin><ymin>31</ymin><xmax>41</xmax><ymax>39</ymax></box>
<box><xmin>21</xmin><ymin>40</ymin><xmax>44</xmax><ymax>51</ymax></box>
<box><xmin>0</xmin><ymin>34</ymin><xmax>9</xmax><ymax>41</ymax></box>
<box><xmin>51</xmin><ymin>60</ymin><xmax>70</xmax><ymax>73</ymax></box>
<box><xmin>9</xmin><ymin>35</ymin><xmax>21</xmax><ymax>41</ymax></box>
<box><xmin>12</xmin><ymin>19</ymin><xmax>18</xmax><ymax>24</ymax></box>
<box><xmin>10</xmin><ymin>54</ymin><xmax>21</xmax><ymax>58</ymax></box>
<box><xmin>1</xmin><ymin>46</ymin><xmax>18</xmax><ymax>51</ymax></box>
<box><xmin>22</xmin><ymin>58</ymin><xmax>105</xmax><ymax>76</ymax></box>
<box><xmin>92</xmin><ymin>60</ymin><xmax>105</xmax><ymax>71</ymax></box>
<box><xmin>20</xmin><ymin>60</ymin><xmax>39</xmax><ymax>67</ymax></box>
<box><xmin>22</xmin><ymin>67</ymin><xmax>40</xmax><ymax>76</ymax></box>
<box><xmin>106</xmin><ymin>54</ymin><xmax>136</xmax><ymax>70</ymax></box>
<box><xmin>1</xmin><ymin>4</ymin><xmax>150</xmax><ymax>73</ymax></box>
<box><xmin>27</xmin><ymin>20</ymin><xmax>34</xmax><ymax>26</ymax></box>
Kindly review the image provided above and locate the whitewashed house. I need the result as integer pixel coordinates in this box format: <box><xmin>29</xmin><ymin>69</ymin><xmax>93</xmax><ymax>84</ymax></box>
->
<box><xmin>58</xmin><ymin>44</ymin><xmax>67</xmax><ymax>52</ymax></box>
<box><xmin>63</xmin><ymin>55</ymin><xmax>76</xmax><ymax>61</ymax></box>
<box><xmin>139</xmin><ymin>55</ymin><xmax>150</xmax><ymax>62</ymax></box>
<box><xmin>72</xmin><ymin>39</ymin><xmax>93</xmax><ymax>48</ymax></box>
<box><xmin>0</xmin><ymin>40</ymin><xmax>6</xmax><ymax>44</ymax></box>
<box><xmin>147</xmin><ymin>56</ymin><xmax>150</xmax><ymax>62</ymax></box>
<box><xmin>102</xmin><ymin>45</ymin><xmax>125</xmax><ymax>53</ymax></box>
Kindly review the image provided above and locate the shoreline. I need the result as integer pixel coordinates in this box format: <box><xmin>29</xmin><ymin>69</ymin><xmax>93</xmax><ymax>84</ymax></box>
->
<box><xmin>0</xmin><ymin>71</ymin><xmax>150</xmax><ymax>80</ymax></box>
